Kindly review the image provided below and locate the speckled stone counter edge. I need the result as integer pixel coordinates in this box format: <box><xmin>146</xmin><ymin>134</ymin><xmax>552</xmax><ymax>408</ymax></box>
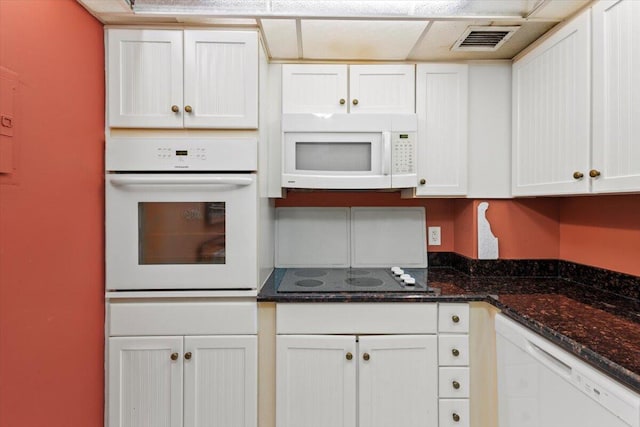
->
<box><xmin>430</xmin><ymin>252</ymin><xmax>640</xmax><ymax>300</ymax></box>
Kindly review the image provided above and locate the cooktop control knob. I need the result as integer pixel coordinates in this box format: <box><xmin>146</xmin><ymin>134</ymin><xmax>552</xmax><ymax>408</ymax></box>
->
<box><xmin>393</xmin><ymin>268</ymin><xmax>404</xmax><ymax>276</ymax></box>
<box><xmin>400</xmin><ymin>274</ymin><xmax>412</xmax><ymax>281</ymax></box>
<box><xmin>404</xmin><ymin>277</ymin><xmax>416</xmax><ymax>286</ymax></box>
<box><xmin>391</xmin><ymin>266</ymin><xmax>401</xmax><ymax>274</ymax></box>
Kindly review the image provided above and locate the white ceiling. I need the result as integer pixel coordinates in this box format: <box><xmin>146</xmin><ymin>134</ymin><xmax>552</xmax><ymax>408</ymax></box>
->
<box><xmin>77</xmin><ymin>0</ymin><xmax>593</xmax><ymax>61</ymax></box>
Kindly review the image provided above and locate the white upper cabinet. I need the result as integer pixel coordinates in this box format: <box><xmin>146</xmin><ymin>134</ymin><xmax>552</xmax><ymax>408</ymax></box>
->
<box><xmin>282</xmin><ymin>64</ymin><xmax>415</xmax><ymax>114</ymax></box>
<box><xmin>415</xmin><ymin>64</ymin><xmax>468</xmax><ymax>196</ymax></box>
<box><xmin>349</xmin><ymin>65</ymin><xmax>415</xmax><ymax>114</ymax></box>
<box><xmin>108</xmin><ymin>29</ymin><xmax>184</xmax><ymax>128</ymax></box>
<box><xmin>512</xmin><ymin>9</ymin><xmax>591</xmax><ymax>196</ymax></box>
<box><xmin>592</xmin><ymin>0</ymin><xmax>640</xmax><ymax>193</ymax></box>
<box><xmin>282</xmin><ymin>64</ymin><xmax>348</xmax><ymax>114</ymax></box>
<box><xmin>108</xmin><ymin>29</ymin><xmax>258</xmax><ymax>129</ymax></box>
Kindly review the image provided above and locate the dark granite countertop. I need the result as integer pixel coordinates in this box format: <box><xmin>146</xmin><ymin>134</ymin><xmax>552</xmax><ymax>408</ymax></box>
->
<box><xmin>258</xmin><ymin>267</ymin><xmax>640</xmax><ymax>394</ymax></box>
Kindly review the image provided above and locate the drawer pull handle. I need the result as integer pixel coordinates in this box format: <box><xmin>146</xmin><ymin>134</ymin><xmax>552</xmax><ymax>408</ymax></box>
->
<box><xmin>452</xmin><ymin>413</ymin><xmax>460</xmax><ymax>422</ymax></box>
<box><xmin>573</xmin><ymin>171</ymin><xmax>584</xmax><ymax>179</ymax></box>
<box><xmin>452</xmin><ymin>348</ymin><xmax>460</xmax><ymax>357</ymax></box>
<box><xmin>452</xmin><ymin>315</ymin><xmax>460</xmax><ymax>323</ymax></box>
<box><xmin>352</xmin><ymin>98</ymin><xmax>359</xmax><ymax>105</ymax></box>
<box><xmin>339</xmin><ymin>98</ymin><xmax>346</xmax><ymax>105</ymax></box>
<box><xmin>452</xmin><ymin>380</ymin><xmax>461</xmax><ymax>389</ymax></box>
<box><xmin>171</xmin><ymin>105</ymin><xmax>180</xmax><ymax>113</ymax></box>
<box><xmin>184</xmin><ymin>105</ymin><xmax>193</xmax><ymax>113</ymax></box>
<box><xmin>346</xmin><ymin>352</ymin><xmax>353</xmax><ymax>361</ymax></box>
<box><xmin>184</xmin><ymin>352</ymin><xmax>192</xmax><ymax>360</ymax></box>
<box><xmin>363</xmin><ymin>353</ymin><xmax>370</xmax><ymax>361</ymax></box>
<box><xmin>170</xmin><ymin>352</ymin><xmax>179</xmax><ymax>361</ymax></box>
<box><xmin>589</xmin><ymin>169</ymin><xmax>601</xmax><ymax>178</ymax></box>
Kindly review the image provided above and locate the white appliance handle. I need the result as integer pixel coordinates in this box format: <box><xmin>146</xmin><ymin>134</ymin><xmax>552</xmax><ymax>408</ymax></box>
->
<box><xmin>382</xmin><ymin>132</ymin><xmax>391</xmax><ymax>176</ymax></box>
<box><xmin>110</xmin><ymin>176</ymin><xmax>254</xmax><ymax>187</ymax></box>
<box><xmin>526</xmin><ymin>340</ymin><xmax>572</xmax><ymax>378</ymax></box>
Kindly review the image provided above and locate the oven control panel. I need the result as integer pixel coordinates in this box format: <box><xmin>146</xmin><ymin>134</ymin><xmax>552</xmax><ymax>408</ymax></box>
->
<box><xmin>106</xmin><ymin>137</ymin><xmax>258</xmax><ymax>171</ymax></box>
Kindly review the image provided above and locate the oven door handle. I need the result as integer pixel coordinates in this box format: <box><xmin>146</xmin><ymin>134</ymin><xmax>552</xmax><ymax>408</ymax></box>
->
<box><xmin>109</xmin><ymin>176</ymin><xmax>254</xmax><ymax>187</ymax></box>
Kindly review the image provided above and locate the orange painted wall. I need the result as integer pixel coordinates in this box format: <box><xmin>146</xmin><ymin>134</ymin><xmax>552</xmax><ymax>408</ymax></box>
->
<box><xmin>0</xmin><ymin>1</ymin><xmax>105</xmax><ymax>426</ymax></box>
<box><xmin>483</xmin><ymin>199</ymin><xmax>560</xmax><ymax>259</ymax></box>
<box><xmin>559</xmin><ymin>195</ymin><xmax>640</xmax><ymax>276</ymax></box>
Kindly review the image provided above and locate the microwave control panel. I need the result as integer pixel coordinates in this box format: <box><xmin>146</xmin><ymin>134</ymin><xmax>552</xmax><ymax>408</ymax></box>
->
<box><xmin>391</xmin><ymin>132</ymin><xmax>416</xmax><ymax>174</ymax></box>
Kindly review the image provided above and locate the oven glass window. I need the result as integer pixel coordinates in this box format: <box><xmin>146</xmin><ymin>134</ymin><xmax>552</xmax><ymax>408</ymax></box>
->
<box><xmin>138</xmin><ymin>202</ymin><xmax>226</xmax><ymax>265</ymax></box>
<box><xmin>296</xmin><ymin>142</ymin><xmax>372</xmax><ymax>171</ymax></box>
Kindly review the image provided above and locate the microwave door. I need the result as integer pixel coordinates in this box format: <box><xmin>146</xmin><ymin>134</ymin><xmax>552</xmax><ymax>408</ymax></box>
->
<box><xmin>106</xmin><ymin>174</ymin><xmax>258</xmax><ymax>290</ymax></box>
<box><xmin>282</xmin><ymin>132</ymin><xmax>391</xmax><ymax>189</ymax></box>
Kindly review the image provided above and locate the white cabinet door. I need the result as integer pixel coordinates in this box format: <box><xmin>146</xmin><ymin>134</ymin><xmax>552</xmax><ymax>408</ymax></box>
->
<box><xmin>282</xmin><ymin>64</ymin><xmax>348</xmax><ymax>114</ymax></box>
<box><xmin>512</xmin><ymin>9</ymin><xmax>591</xmax><ymax>196</ymax></box>
<box><xmin>108</xmin><ymin>336</ymin><xmax>183</xmax><ymax>427</ymax></box>
<box><xmin>276</xmin><ymin>335</ymin><xmax>357</xmax><ymax>427</ymax></box>
<box><xmin>358</xmin><ymin>335</ymin><xmax>438</xmax><ymax>427</ymax></box>
<box><xmin>184</xmin><ymin>31</ymin><xmax>258</xmax><ymax>129</ymax></box>
<box><xmin>592</xmin><ymin>0</ymin><xmax>640</xmax><ymax>193</ymax></box>
<box><xmin>184</xmin><ymin>336</ymin><xmax>257</xmax><ymax>427</ymax></box>
<box><xmin>349</xmin><ymin>65</ymin><xmax>415</xmax><ymax>113</ymax></box>
<box><xmin>415</xmin><ymin>64</ymin><xmax>468</xmax><ymax>196</ymax></box>
<box><xmin>108</xmin><ymin>29</ymin><xmax>184</xmax><ymax>128</ymax></box>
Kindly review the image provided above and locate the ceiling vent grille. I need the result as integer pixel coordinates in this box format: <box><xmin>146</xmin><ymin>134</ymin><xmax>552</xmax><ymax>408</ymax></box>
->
<box><xmin>452</xmin><ymin>26</ymin><xmax>520</xmax><ymax>52</ymax></box>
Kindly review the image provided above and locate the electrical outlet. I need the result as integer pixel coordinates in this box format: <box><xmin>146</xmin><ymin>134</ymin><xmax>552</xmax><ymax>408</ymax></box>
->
<box><xmin>428</xmin><ymin>226</ymin><xmax>441</xmax><ymax>246</ymax></box>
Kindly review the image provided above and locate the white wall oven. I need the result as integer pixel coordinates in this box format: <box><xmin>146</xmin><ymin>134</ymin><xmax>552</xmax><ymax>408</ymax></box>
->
<box><xmin>282</xmin><ymin>113</ymin><xmax>417</xmax><ymax>189</ymax></box>
<box><xmin>106</xmin><ymin>137</ymin><xmax>259</xmax><ymax>291</ymax></box>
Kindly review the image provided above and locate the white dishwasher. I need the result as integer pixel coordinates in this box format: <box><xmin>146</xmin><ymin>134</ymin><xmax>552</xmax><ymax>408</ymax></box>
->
<box><xmin>495</xmin><ymin>314</ymin><xmax>640</xmax><ymax>427</ymax></box>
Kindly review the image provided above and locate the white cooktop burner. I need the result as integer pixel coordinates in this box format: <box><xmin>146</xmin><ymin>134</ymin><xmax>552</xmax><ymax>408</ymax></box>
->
<box><xmin>277</xmin><ymin>268</ymin><xmax>431</xmax><ymax>293</ymax></box>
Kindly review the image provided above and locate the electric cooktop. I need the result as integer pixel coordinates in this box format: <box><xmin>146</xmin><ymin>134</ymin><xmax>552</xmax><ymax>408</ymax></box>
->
<box><xmin>277</xmin><ymin>268</ymin><xmax>435</xmax><ymax>293</ymax></box>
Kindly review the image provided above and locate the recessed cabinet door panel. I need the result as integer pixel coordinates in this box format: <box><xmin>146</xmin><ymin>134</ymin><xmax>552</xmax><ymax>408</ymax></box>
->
<box><xmin>512</xmin><ymin>10</ymin><xmax>590</xmax><ymax>196</ymax></box>
<box><xmin>276</xmin><ymin>335</ymin><xmax>357</xmax><ymax>427</ymax></box>
<box><xmin>282</xmin><ymin>64</ymin><xmax>348</xmax><ymax>114</ymax></box>
<box><xmin>184</xmin><ymin>31</ymin><xmax>258</xmax><ymax>129</ymax></box>
<box><xmin>592</xmin><ymin>0</ymin><xmax>640</xmax><ymax>193</ymax></box>
<box><xmin>108</xmin><ymin>336</ymin><xmax>183</xmax><ymax>427</ymax></box>
<box><xmin>108</xmin><ymin>29</ymin><xmax>184</xmax><ymax>128</ymax></box>
<box><xmin>349</xmin><ymin>65</ymin><xmax>415</xmax><ymax>114</ymax></box>
<box><xmin>415</xmin><ymin>64</ymin><xmax>468</xmax><ymax>196</ymax></box>
<box><xmin>184</xmin><ymin>336</ymin><xmax>257</xmax><ymax>427</ymax></box>
<box><xmin>358</xmin><ymin>335</ymin><xmax>438</xmax><ymax>427</ymax></box>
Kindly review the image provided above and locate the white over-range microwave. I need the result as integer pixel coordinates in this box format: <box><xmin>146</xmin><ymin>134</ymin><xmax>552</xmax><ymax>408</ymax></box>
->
<box><xmin>282</xmin><ymin>113</ymin><xmax>417</xmax><ymax>189</ymax></box>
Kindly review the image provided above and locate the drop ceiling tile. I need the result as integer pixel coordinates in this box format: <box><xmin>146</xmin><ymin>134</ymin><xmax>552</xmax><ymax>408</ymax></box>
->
<box><xmin>261</xmin><ymin>19</ymin><xmax>299</xmax><ymax>59</ymax></box>
<box><xmin>530</xmin><ymin>0</ymin><xmax>590</xmax><ymax>19</ymax></box>
<box><xmin>301</xmin><ymin>20</ymin><xmax>428</xmax><ymax>60</ymax></box>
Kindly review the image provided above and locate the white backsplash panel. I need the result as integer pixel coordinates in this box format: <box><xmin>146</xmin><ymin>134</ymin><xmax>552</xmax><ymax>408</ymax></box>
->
<box><xmin>275</xmin><ymin>207</ymin><xmax>351</xmax><ymax>267</ymax></box>
<box><xmin>351</xmin><ymin>207</ymin><xmax>427</xmax><ymax>268</ymax></box>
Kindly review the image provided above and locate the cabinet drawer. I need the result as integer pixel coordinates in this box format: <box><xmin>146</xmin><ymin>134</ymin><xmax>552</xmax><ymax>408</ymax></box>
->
<box><xmin>439</xmin><ymin>303</ymin><xmax>469</xmax><ymax>333</ymax></box>
<box><xmin>276</xmin><ymin>303</ymin><xmax>437</xmax><ymax>334</ymax></box>
<box><xmin>438</xmin><ymin>335</ymin><xmax>470</xmax><ymax>366</ymax></box>
<box><xmin>439</xmin><ymin>367</ymin><xmax>470</xmax><ymax>398</ymax></box>
<box><xmin>439</xmin><ymin>399</ymin><xmax>470</xmax><ymax>427</ymax></box>
<box><xmin>108</xmin><ymin>300</ymin><xmax>257</xmax><ymax>336</ymax></box>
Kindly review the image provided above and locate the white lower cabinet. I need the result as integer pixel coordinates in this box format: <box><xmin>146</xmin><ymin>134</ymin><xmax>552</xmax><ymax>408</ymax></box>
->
<box><xmin>106</xmin><ymin>300</ymin><xmax>258</xmax><ymax>427</ymax></box>
<box><xmin>438</xmin><ymin>304</ymin><xmax>470</xmax><ymax>427</ymax></box>
<box><xmin>275</xmin><ymin>303</ymin><xmax>440</xmax><ymax>427</ymax></box>
<box><xmin>439</xmin><ymin>399</ymin><xmax>470</xmax><ymax>427</ymax></box>
<box><xmin>276</xmin><ymin>334</ymin><xmax>438</xmax><ymax>427</ymax></box>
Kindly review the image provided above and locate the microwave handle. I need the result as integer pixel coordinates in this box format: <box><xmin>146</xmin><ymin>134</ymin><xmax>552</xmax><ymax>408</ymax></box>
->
<box><xmin>109</xmin><ymin>176</ymin><xmax>254</xmax><ymax>186</ymax></box>
<box><xmin>382</xmin><ymin>132</ymin><xmax>391</xmax><ymax>176</ymax></box>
